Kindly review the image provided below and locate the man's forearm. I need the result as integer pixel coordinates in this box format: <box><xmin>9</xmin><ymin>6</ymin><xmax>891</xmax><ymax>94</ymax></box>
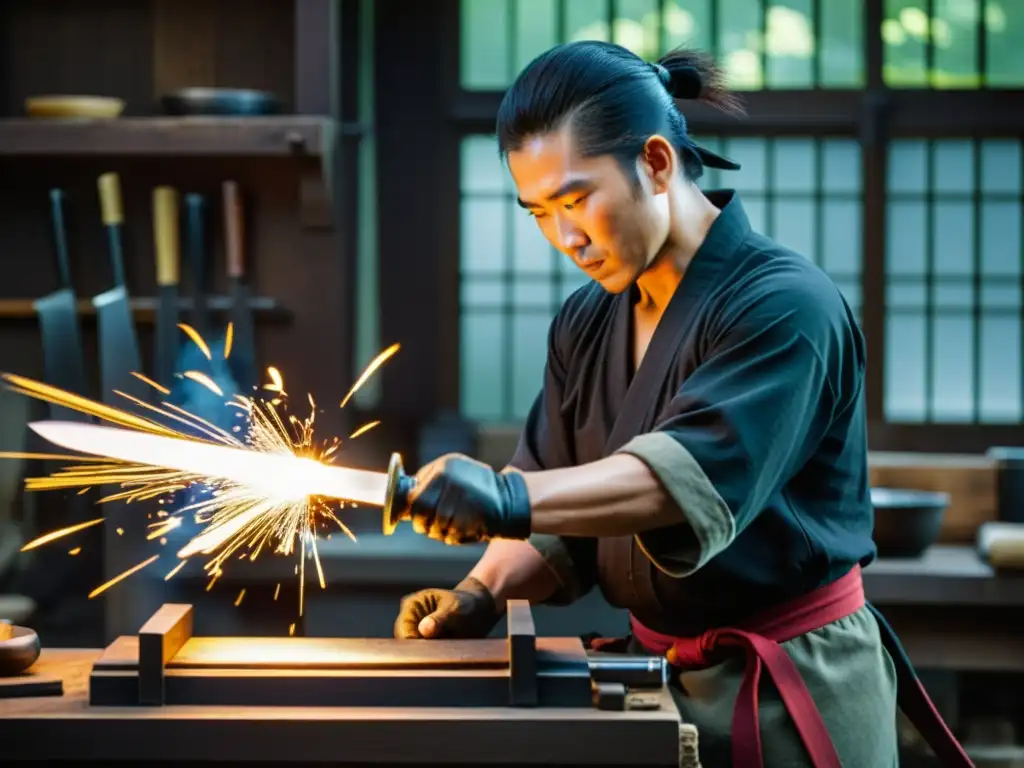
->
<box><xmin>521</xmin><ymin>453</ymin><xmax>683</xmax><ymax>537</ymax></box>
<box><xmin>467</xmin><ymin>538</ymin><xmax>560</xmax><ymax>606</ymax></box>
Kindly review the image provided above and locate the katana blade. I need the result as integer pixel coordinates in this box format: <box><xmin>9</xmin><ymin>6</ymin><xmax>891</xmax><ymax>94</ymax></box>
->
<box><xmin>29</xmin><ymin>420</ymin><xmax>391</xmax><ymax>506</ymax></box>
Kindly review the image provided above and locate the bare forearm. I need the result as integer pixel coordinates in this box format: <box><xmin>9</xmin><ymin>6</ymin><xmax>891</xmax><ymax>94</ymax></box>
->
<box><xmin>467</xmin><ymin>538</ymin><xmax>559</xmax><ymax>606</ymax></box>
<box><xmin>522</xmin><ymin>454</ymin><xmax>683</xmax><ymax>537</ymax></box>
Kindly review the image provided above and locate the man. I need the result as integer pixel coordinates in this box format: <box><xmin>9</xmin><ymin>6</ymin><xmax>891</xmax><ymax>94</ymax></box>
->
<box><xmin>394</xmin><ymin>42</ymin><xmax>972</xmax><ymax>768</ymax></box>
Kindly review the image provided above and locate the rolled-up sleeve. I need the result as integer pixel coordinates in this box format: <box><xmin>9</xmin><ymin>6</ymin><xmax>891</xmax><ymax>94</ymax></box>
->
<box><xmin>618</xmin><ymin>284</ymin><xmax>845</xmax><ymax>578</ymax></box>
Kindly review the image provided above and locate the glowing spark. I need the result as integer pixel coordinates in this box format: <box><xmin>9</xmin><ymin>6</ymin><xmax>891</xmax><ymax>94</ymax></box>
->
<box><xmin>147</xmin><ymin>517</ymin><xmax>181</xmax><ymax>540</ymax></box>
<box><xmin>89</xmin><ymin>555</ymin><xmax>160</xmax><ymax>598</ymax></box>
<box><xmin>183</xmin><ymin>371</ymin><xmax>224</xmax><ymax>397</ymax></box>
<box><xmin>341</xmin><ymin>343</ymin><xmax>399</xmax><ymax>408</ymax></box>
<box><xmin>289</xmin><ymin>623</ymin><xmax>296</xmax><ymax>636</ymax></box>
<box><xmin>1</xmin><ymin>373</ymin><xmax>178</xmax><ymax>437</ymax></box>
<box><xmin>349</xmin><ymin>420</ymin><xmax>380</xmax><ymax>439</ymax></box>
<box><xmin>20</xmin><ymin>517</ymin><xmax>104</xmax><ymax>551</ymax></box>
<box><xmin>234</xmin><ymin>588</ymin><xmax>246</xmax><ymax>607</ymax></box>
<box><xmin>165</xmin><ymin>561</ymin><xmax>187</xmax><ymax>581</ymax></box>
<box><xmin>0</xmin><ymin>452</ymin><xmax>104</xmax><ymax>463</ymax></box>
<box><xmin>224</xmin><ymin>322</ymin><xmax>234</xmax><ymax>360</ymax></box>
<box><xmin>132</xmin><ymin>371</ymin><xmax>169</xmax><ymax>395</ymax></box>
<box><xmin>178</xmin><ymin>323</ymin><xmax>212</xmax><ymax>360</ymax></box>
<box><xmin>68</xmin><ymin>547</ymin><xmax>81</xmax><ymax>555</ymax></box>
<box><xmin>274</xmin><ymin>583</ymin><xmax>281</xmax><ymax>600</ymax></box>
<box><xmin>265</xmin><ymin>367</ymin><xmax>284</xmax><ymax>393</ymax></box>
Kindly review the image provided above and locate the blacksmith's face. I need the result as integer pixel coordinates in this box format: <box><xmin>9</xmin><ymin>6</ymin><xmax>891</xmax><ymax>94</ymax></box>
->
<box><xmin>507</xmin><ymin>125</ymin><xmax>675</xmax><ymax>294</ymax></box>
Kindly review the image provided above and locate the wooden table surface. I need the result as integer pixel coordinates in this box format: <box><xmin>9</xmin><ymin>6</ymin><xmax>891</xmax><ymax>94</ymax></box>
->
<box><xmin>0</xmin><ymin>650</ymin><xmax>688</xmax><ymax>766</ymax></box>
<box><xmin>865</xmin><ymin>546</ymin><xmax>1024</xmax><ymax>607</ymax></box>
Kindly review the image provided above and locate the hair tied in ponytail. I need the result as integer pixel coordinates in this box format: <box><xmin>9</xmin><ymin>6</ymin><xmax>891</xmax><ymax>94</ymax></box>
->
<box><xmin>651</xmin><ymin>62</ymin><xmax>703</xmax><ymax>100</ymax></box>
<box><xmin>651</xmin><ymin>61</ymin><xmax>700</xmax><ymax>99</ymax></box>
<box><xmin>670</xmin><ymin>66</ymin><xmax>703</xmax><ymax>100</ymax></box>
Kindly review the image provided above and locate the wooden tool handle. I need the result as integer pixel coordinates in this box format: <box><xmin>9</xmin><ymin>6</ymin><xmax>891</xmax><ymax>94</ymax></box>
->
<box><xmin>153</xmin><ymin>186</ymin><xmax>180</xmax><ymax>287</ymax></box>
<box><xmin>97</xmin><ymin>172</ymin><xmax>123</xmax><ymax>225</ymax></box>
<box><xmin>222</xmin><ymin>181</ymin><xmax>244</xmax><ymax>279</ymax></box>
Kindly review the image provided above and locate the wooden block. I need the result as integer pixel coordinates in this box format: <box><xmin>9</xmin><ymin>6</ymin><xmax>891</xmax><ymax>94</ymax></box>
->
<box><xmin>0</xmin><ymin>675</ymin><xmax>62</xmax><ymax>699</ymax></box>
<box><xmin>869</xmin><ymin>452</ymin><xmax>999</xmax><ymax>542</ymax></box>
<box><xmin>507</xmin><ymin>599</ymin><xmax>538</xmax><ymax>707</ymax></box>
<box><xmin>92</xmin><ymin>636</ymin><xmax>139</xmax><ymax>671</ymax></box>
<box><xmin>138</xmin><ymin>604</ymin><xmax>194</xmax><ymax>706</ymax></box>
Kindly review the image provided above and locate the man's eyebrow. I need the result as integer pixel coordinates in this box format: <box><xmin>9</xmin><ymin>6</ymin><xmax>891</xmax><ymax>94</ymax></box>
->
<box><xmin>516</xmin><ymin>179</ymin><xmax>593</xmax><ymax>209</ymax></box>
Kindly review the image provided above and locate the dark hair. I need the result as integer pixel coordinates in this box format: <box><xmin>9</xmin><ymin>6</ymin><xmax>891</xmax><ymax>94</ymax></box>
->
<box><xmin>496</xmin><ymin>42</ymin><xmax>744</xmax><ymax>181</ymax></box>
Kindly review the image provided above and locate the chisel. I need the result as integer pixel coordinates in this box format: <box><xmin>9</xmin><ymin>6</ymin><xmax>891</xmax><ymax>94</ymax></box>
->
<box><xmin>33</xmin><ymin>188</ymin><xmax>88</xmax><ymax>418</ymax></box>
<box><xmin>93</xmin><ymin>172</ymin><xmax>147</xmax><ymax>405</ymax></box>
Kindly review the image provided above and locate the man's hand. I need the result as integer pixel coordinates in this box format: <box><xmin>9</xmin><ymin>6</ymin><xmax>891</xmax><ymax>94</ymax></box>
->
<box><xmin>394</xmin><ymin>577</ymin><xmax>501</xmax><ymax>639</ymax></box>
<box><xmin>405</xmin><ymin>454</ymin><xmax>532</xmax><ymax>544</ymax></box>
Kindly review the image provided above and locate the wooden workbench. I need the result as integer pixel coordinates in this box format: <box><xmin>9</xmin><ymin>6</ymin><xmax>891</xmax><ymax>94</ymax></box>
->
<box><xmin>864</xmin><ymin>546</ymin><xmax>1024</xmax><ymax>673</ymax></box>
<box><xmin>0</xmin><ymin>650</ymin><xmax>692</xmax><ymax>766</ymax></box>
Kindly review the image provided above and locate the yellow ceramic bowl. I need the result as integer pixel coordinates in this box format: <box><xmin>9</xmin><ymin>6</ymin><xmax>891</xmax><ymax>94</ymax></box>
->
<box><xmin>25</xmin><ymin>95</ymin><xmax>125</xmax><ymax>119</ymax></box>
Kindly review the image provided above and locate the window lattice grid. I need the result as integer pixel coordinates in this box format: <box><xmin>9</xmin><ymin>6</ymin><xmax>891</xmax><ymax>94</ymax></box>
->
<box><xmin>884</xmin><ymin>138</ymin><xmax>1024</xmax><ymax>424</ymax></box>
<box><xmin>460</xmin><ymin>0</ymin><xmax>866</xmax><ymax>91</ymax></box>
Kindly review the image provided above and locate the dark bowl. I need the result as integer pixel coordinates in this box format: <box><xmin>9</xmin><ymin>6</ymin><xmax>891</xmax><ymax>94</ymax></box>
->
<box><xmin>159</xmin><ymin>88</ymin><xmax>281</xmax><ymax>116</ymax></box>
<box><xmin>0</xmin><ymin>623</ymin><xmax>41</xmax><ymax>676</ymax></box>
<box><xmin>871</xmin><ymin>487</ymin><xmax>950</xmax><ymax>558</ymax></box>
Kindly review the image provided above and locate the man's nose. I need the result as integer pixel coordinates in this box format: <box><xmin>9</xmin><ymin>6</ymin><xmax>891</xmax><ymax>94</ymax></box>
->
<box><xmin>556</xmin><ymin>216</ymin><xmax>588</xmax><ymax>251</ymax></box>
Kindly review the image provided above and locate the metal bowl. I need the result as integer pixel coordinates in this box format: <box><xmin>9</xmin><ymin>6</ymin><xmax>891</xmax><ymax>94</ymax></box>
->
<box><xmin>0</xmin><ymin>623</ymin><xmax>41</xmax><ymax>676</ymax></box>
<box><xmin>871</xmin><ymin>487</ymin><xmax>950</xmax><ymax>558</ymax></box>
<box><xmin>159</xmin><ymin>88</ymin><xmax>280</xmax><ymax>116</ymax></box>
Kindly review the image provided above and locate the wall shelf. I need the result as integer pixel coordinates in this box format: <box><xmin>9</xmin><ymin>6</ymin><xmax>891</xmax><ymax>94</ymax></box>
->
<box><xmin>0</xmin><ymin>296</ymin><xmax>291</xmax><ymax>323</ymax></box>
<box><xmin>0</xmin><ymin>116</ymin><xmax>340</xmax><ymax>158</ymax></box>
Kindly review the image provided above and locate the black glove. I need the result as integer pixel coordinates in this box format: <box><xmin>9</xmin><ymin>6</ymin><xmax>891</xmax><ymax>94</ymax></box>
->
<box><xmin>407</xmin><ymin>455</ymin><xmax>532</xmax><ymax>544</ymax></box>
<box><xmin>393</xmin><ymin>577</ymin><xmax>501</xmax><ymax>639</ymax></box>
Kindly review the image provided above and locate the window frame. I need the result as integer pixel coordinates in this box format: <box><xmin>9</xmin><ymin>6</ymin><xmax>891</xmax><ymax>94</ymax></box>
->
<box><xmin>374</xmin><ymin>0</ymin><xmax>1024</xmax><ymax>457</ymax></box>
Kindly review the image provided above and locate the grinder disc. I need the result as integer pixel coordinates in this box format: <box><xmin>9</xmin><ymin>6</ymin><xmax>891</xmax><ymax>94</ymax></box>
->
<box><xmin>382</xmin><ymin>452</ymin><xmax>405</xmax><ymax>535</ymax></box>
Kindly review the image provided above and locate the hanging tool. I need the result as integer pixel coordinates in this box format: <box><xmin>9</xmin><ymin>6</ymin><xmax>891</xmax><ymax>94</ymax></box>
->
<box><xmin>153</xmin><ymin>186</ymin><xmax>181</xmax><ymax>389</ymax></box>
<box><xmin>93</xmin><ymin>172</ymin><xmax>146</xmax><ymax>406</ymax></box>
<box><xmin>33</xmin><ymin>189</ymin><xmax>88</xmax><ymax>419</ymax></box>
<box><xmin>222</xmin><ymin>181</ymin><xmax>258</xmax><ymax>395</ymax></box>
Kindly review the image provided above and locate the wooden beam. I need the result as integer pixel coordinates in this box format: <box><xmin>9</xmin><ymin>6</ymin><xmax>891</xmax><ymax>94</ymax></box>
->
<box><xmin>0</xmin><ymin>117</ymin><xmax>335</xmax><ymax>157</ymax></box>
<box><xmin>375</xmin><ymin>0</ymin><xmax>452</xmax><ymax>443</ymax></box>
<box><xmin>869</xmin><ymin>423</ymin><xmax>1024</xmax><ymax>455</ymax></box>
<box><xmin>294</xmin><ymin>0</ymin><xmax>338</xmax><ymax>115</ymax></box>
<box><xmin>449</xmin><ymin>87</ymin><xmax>1024</xmax><ymax>138</ymax></box>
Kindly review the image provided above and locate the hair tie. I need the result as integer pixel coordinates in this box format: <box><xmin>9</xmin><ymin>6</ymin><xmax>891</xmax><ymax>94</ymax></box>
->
<box><xmin>651</xmin><ymin>62</ymin><xmax>673</xmax><ymax>93</ymax></box>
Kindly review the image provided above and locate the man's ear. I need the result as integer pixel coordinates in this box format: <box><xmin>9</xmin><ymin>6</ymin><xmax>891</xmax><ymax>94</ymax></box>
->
<box><xmin>640</xmin><ymin>134</ymin><xmax>676</xmax><ymax>194</ymax></box>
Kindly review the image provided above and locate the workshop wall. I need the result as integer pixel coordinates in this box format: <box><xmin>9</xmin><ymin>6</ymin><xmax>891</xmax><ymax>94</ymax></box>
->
<box><xmin>0</xmin><ymin>0</ymin><xmax>386</xmax><ymax>645</ymax></box>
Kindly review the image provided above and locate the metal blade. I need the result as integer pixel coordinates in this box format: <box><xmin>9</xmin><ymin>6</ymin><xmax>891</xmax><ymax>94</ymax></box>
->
<box><xmin>28</xmin><ymin>421</ymin><xmax>390</xmax><ymax>506</ymax></box>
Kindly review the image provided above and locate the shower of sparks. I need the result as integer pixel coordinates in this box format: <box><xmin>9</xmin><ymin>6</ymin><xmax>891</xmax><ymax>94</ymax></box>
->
<box><xmin>0</xmin><ymin>324</ymin><xmax>400</xmax><ymax>622</ymax></box>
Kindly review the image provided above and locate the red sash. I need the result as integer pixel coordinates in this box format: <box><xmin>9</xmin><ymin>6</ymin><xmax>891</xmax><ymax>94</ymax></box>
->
<box><xmin>628</xmin><ymin>566</ymin><xmax>974</xmax><ymax>768</ymax></box>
